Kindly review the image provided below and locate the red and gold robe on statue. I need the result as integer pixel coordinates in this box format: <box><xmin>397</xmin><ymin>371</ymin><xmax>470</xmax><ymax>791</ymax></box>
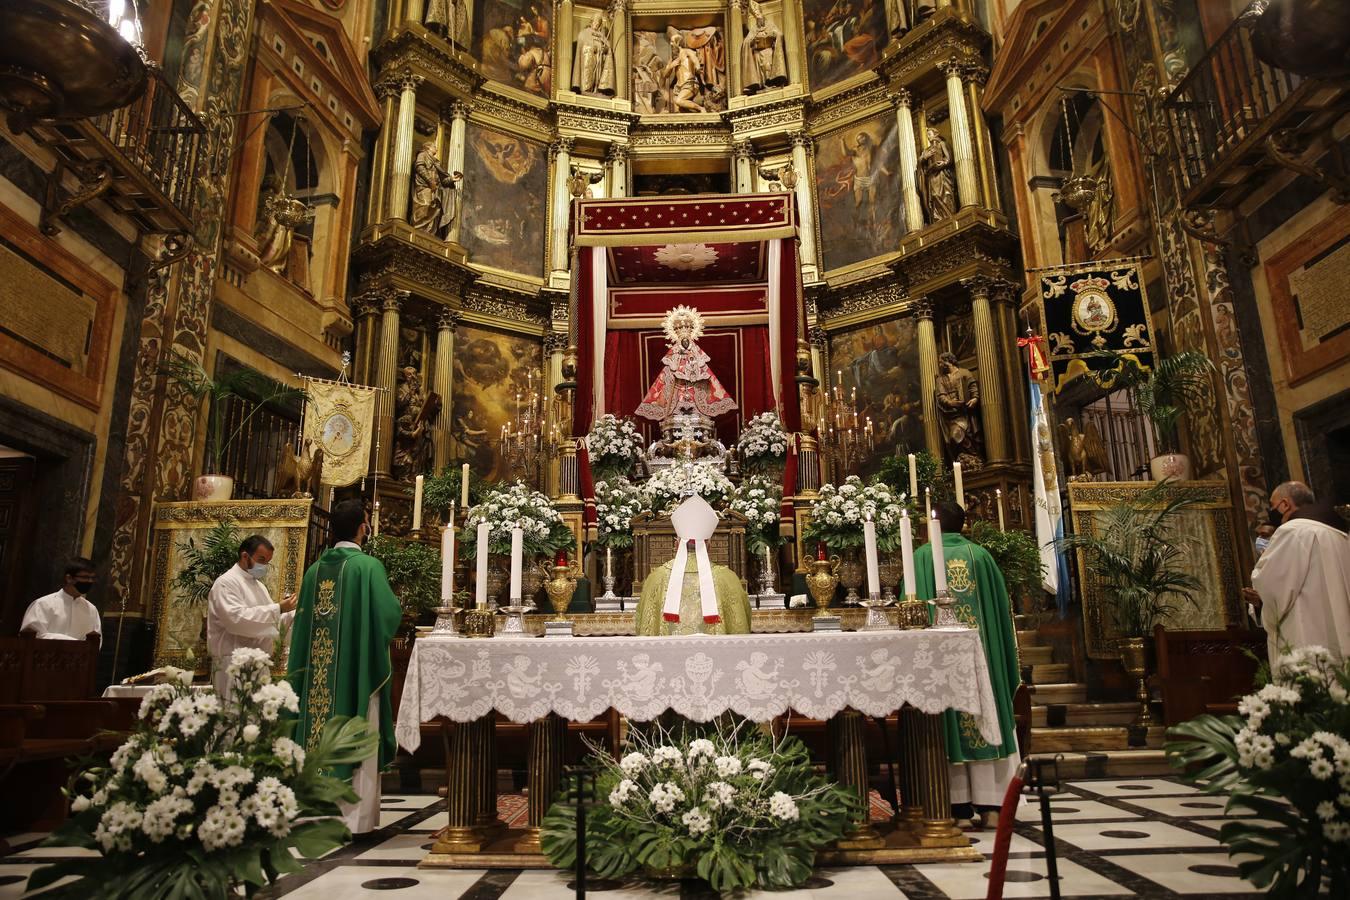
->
<box><xmin>635</xmin><ymin>341</ymin><xmax>738</xmax><ymax>421</ymax></box>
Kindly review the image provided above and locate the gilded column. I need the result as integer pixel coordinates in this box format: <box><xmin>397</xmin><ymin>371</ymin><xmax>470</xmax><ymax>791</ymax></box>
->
<box><xmin>899</xmin><ymin>706</ymin><xmax>964</xmax><ymax>845</ymax></box>
<box><xmin>433</xmin><ymin>720</ymin><xmax>485</xmax><ymax>853</ymax></box>
<box><xmin>606</xmin><ymin>143</ymin><xmax>629</xmax><ymax>197</ymax></box>
<box><xmin>965</xmin><ymin>65</ymin><xmax>1000</xmax><ymax>211</ymax></box>
<box><xmin>789</xmin><ymin>132</ymin><xmax>818</xmax><ymax>278</ymax></box>
<box><xmin>777</xmin><ymin>0</ymin><xmax>803</xmax><ymax>88</ymax></box>
<box><xmin>372</xmin><ymin>290</ymin><xmax>406</xmax><ymax>476</ymax></box>
<box><xmin>433</xmin><ymin>310</ymin><xmax>458</xmax><ymax>473</ymax></box>
<box><xmin>963</xmin><ymin>276</ymin><xmax>1009</xmax><ymax>462</ymax></box>
<box><xmin>405</xmin><ymin>0</ymin><xmax>423</xmax><ymax>25</ymax></box>
<box><xmin>474</xmin><ymin>713</ymin><xmax>506</xmax><ymax>837</ymax></box>
<box><xmin>733</xmin><ymin>141</ymin><xmax>755</xmax><ymax>194</ymax></box>
<box><xmin>549</xmin><ymin>137</ymin><xmax>575</xmax><ymax>276</ymax></box>
<box><xmin>611</xmin><ymin>0</ymin><xmax>628</xmax><ymax>100</ymax></box>
<box><xmin>369</xmin><ymin>80</ymin><xmax>399</xmax><ymax>227</ymax></box>
<box><xmin>556</xmin><ymin>0</ymin><xmax>575</xmax><ymax>97</ymax></box>
<box><xmin>831</xmin><ymin>709</ymin><xmax>884</xmax><ymax>848</ymax></box>
<box><xmin>387</xmin><ymin>72</ymin><xmax>423</xmax><ymax>222</ymax></box>
<box><xmin>353</xmin><ymin>294</ymin><xmax>380</xmax><ymax>384</ymax></box>
<box><xmin>995</xmin><ymin>283</ymin><xmax>1029</xmax><ymax>462</ymax></box>
<box><xmin>940</xmin><ymin>59</ymin><xmax>978</xmax><ymax>210</ymax></box>
<box><xmin>516</xmin><ymin>713</ymin><xmax>566</xmax><ymax>852</ymax></box>
<box><xmin>445</xmin><ymin>99</ymin><xmax>471</xmax><ymax>244</ymax></box>
<box><xmin>916</xmin><ymin>299</ymin><xmax>943</xmax><ymax>458</ymax></box>
<box><xmin>728</xmin><ymin>0</ymin><xmax>745</xmax><ymax>97</ymax></box>
<box><xmin>891</xmin><ymin>90</ymin><xmax>924</xmax><ymax>234</ymax></box>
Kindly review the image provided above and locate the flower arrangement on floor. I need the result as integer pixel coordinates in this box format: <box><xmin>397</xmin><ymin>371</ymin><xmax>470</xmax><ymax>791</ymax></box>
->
<box><xmin>1165</xmin><ymin>646</ymin><xmax>1350</xmax><ymax>898</ymax></box>
<box><xmin>642</xmin><ymin>463</ymin><xmax>734</xmax><ymax>515</ymax></box>
<box><xmin>730</xmin><ymin>476</ymin><xmax>785</xmax><ymax>555</ymax></box>
<box><xmin>594</xmin><ymin>477</ymin><xmax>644</xmax><ymax>550</ymax></box>
<box><xmin>735</xmin><ymin>411</ymin><xmax>789</xmax><ymax>474</ymax></box>
<box><xmin>586</xmin><ymin>414</ymin><xmax>644</xmax><ymax>481</ymax></box>
<box><xmin>802</xmin><ymin>476</ymin><xmax>905</xmax><ymax>552</ymax></box>
<box><xmin>540</xmin><ymin>719</ymin><xmax>858</xmax><ymax>892</ymax></box>
<box><xmin>463</xmin><ymin>481</ymin><xmax>575</xmax><ymax>558</ymax></box>
<box><xmin>26</xmin><ymin>648</ymin><xmax>376</xmax><ymax>899</ymax></box>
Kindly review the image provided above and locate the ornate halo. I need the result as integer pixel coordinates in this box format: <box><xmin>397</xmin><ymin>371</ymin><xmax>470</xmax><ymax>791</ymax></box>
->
<box><xmin>662</xmin><ymin>304</ymin><xmax>705</xmax><ymax>343</ymax></box>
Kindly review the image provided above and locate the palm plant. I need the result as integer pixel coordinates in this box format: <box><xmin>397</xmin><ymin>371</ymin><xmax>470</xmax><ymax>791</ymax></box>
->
<box><xmin>1093</xmin><ymin>350</ymin><xmax>1215</xmax><ymax>454</ymax></box>
<box><xmin>161</xmin><ymin>352</ymin><xmax>306</xmax><ymax>476</ymax></box>
<box><xmin>1055</xmin><ymin>482</ymin><xmax>1203</xmax><ymax>637</ymax></box>
<box><xmin>171</xmin><ymin>519</ymin><xmax>240</xmax><ymax>606</ymax></box>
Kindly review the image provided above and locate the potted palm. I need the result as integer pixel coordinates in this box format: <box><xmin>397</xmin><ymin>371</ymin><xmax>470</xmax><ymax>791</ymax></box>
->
<box><xmin>365</xmin><ymin>534</ymin><xmax>441</xmax><ymax>641</ymax></box>
<box><xmin>1057</xmin><ymin>482</ymin><xmax>1203</xmax><ymax>728</ymax></box>
<box><xmin>1093</xmin><ymin>350</ymin><xmax>1215</xmax><ymax>480</ymax></box>
<box><xmin>162</xmin><ymin>353</ymin><xmax>306</xmax><ymax>501</ymax></box>
<box><xmin>971</xmin><ymin>522</ymin><xmax>1045</xmax><ymax>616</ymax></box>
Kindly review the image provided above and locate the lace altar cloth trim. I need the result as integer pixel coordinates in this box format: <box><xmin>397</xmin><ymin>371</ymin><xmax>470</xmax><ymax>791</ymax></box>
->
<box><xmin>394</xmin><ymin>630</ymin><xmax>1000</xmax><ymax>752</ymax></box>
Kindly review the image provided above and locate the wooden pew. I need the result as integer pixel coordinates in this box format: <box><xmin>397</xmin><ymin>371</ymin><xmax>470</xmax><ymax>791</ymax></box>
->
<box><xmin>1153</xmin><ymin>625</ymin><xmax>1266</xmax><ymax>725</ymax></box>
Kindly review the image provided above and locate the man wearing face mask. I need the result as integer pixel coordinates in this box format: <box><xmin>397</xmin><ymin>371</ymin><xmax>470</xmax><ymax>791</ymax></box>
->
<box><xmin>208</xmin><ymin>535</ymin><xmax>298</xmax><ymax>697</ymax></box>
<box><xmin>1249</xmin><ymin>481</ymin><xmax>1350</xmax><ymax>668</ymax></box>
<box><xmin>20</xmin><ymin>557</ymin><xmax>102</xmax><ymax>644</ymax></box>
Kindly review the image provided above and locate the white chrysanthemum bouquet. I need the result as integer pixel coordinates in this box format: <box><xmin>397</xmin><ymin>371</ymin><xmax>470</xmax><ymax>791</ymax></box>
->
<box><xmin>642</xmin><ymin>463</ymin><xmax>735</xmax><ymax>515</ymax></box>
<box><xmin>28</xmin><ymin>648</ymin><xmax>376</xmax><ymax>899</ymax></box>
<box><xmin>540</xmin><ymin>719</ymin><xmax>858</xmax><ymax>892</ymax></box>
<box><xmin>586</xmin><ymin>414</ymin><xmax>644</xmax><ymax>481</ymax></box>
<box><xmin>463</xmin><ymin>480</ymin><xmax>575</xmax><ymax>558</ymax></box>
<box><xmin>594</xmin><ymin>477</ymin><xmax>644</xmax><ymax>549</ymax></box>
<box><xmin>802</xmin><ymin>475</ymin><xmax>905</xmax><ymax>552</ymax></box>
<box><xmin>730</xmin><ymin>476</ymin><xmax>785</xmax><ymax>554</ymax></box>
<box><xmin>735</xmin><ymin>411</ymin><xmax>790</xmax><ymax>474</ymax></box>
<box><xmin>1167</xmin><ymin>646</ymin><xmax>1350</xmax><ymax>897</ymax></box>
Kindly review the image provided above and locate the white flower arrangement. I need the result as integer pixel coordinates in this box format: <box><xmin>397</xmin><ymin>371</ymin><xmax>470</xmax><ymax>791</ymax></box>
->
<box><xmin>802</xmin><ymin>475</ymin><xmax>906</xmax><ymax>552</ymax></box>
<box><xmin>587</xmin><ymin>414</ymin><xmax>644</xmax><ymax>480</ymax></box>
<box><xmin>594</xmin><ymin>477</ymin><xmax>643</xmax><ymax>549</ymax></box>
<box><xmin>465</xmin><ymin>481</ymin><xmax>575</xmax><ymax>558</ymax></box>
<box><xmin>642</xmin><ymin>463</ymin><xmax>734</xmax><ymax>515</ymax></box>
<box><xmin>28</xmin><ymin>649</ymin><xmax>378</xmax><ymax>898</ymax></box>
<box><xmin>736</xmin><ymin>411</ymin><xmax>790</xmax><ymax>473</ymax></box>
<box><xmin>730</xmin><ymin>476</ymin><xmax>784</xmax><ymax>554</ymax></box>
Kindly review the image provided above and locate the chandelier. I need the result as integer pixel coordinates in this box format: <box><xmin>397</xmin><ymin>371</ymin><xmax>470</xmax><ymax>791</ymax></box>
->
<box><xmin>0</xmin><ymin>0</ymin><xmax>148</xmax><ymax>130</ymax></box>
<box><xmin>814</xmin><ymin>371</ymin><xmax>874</xmax><ymax>479</ymax></box>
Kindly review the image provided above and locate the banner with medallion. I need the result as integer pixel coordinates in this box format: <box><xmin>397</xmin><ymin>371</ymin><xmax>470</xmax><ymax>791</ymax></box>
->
<box><xmin>301</xmin><ymin>377</ymin><xmax>378</xmax><ymax>487</ymax></box>
<box><xmin>1037</xmin><ymin>261</ymin><xmax>1154</xmax><ymax>394</ymax></box>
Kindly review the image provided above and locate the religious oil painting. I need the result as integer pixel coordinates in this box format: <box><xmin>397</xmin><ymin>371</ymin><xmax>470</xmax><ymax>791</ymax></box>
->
<box><xmin>476</xmin><ymin>0</ymin><xmax>554</xmax><ymax>96</ymax></box>
<box><xmin>631</xmin><ymin>24</ymin><xmax>729</xmax><ymax>115</ymax></box>
<box><xmin>815</xmin><ymin>113</ymin><xmax>902</xmax><ymax>272</ymax></box>
<box><xmin>828</xmin><ymin>315</ymin><xmax>923</xmax><ymax>475</ymax></box>
<box><xmin>802</xmin><ymin>0</ymin><xmax>889</xmax><ymax>92</ymax></box>
<box><xmin>449</xmin><ymin>324</ymin><xmax>543</xmax><ymax>481</ymax></box>
<box><xmin>460</xmin><ymin>123</ymin><xmax>547</xmax><ymax>277</ymax></box>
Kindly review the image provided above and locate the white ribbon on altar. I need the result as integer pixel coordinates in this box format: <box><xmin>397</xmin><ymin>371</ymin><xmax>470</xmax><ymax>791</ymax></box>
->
<box><xmin>662</xmin><ymin>539</ymin><xmax>719</xmax><ymax>624</ymax></box>
<box><xmin>766</xmin><ymin>238</ymin><xmax>782</xmax><ymax>412</ymax></box>
<box><xmin>591</xmin><ymin>245</ymin><xmax>608</xmax><ymax>423</ymax></box>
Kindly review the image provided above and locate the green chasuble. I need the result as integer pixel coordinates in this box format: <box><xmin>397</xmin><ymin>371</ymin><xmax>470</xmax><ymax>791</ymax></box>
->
<box><xmin>635</xmin><ymin>555</ymin><xmax>752</xmax><ymax>636</ymax></box>
<box><xmin>288</xmin><ymin>546</ymin><xmax>403</xmax><ymax>777</ymax></box>
<box><xmin>914</xmin><ymin>533</ymin><xmax>1021</xmax><ymax>765</ymax></box>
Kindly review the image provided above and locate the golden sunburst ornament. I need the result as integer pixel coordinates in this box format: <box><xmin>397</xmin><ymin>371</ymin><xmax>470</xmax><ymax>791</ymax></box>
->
<box><xmin>662</xmin><ymin>304</ymin><xmax>706</xmax><ymax>344</ymax></box>
<box><xmin>654</xmin><ymin>242</ymin><xmax>719</xmax><ymax>271</ymax></box>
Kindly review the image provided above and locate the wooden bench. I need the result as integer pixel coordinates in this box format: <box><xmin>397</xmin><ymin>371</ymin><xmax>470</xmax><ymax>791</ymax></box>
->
<box><xmin>0</xmin><ymin>699</ymin><xmax>119</xmax><ymax>831</ymax></box>
<box><xmin>1154</xmin><ymin>625</ymin><xmax>1266</xmax><ymax>725</ymax></box>
<box><xmin>0</xmin><ymin>634</ymin><xmax>100</xmax><ymax>703</ymax></box>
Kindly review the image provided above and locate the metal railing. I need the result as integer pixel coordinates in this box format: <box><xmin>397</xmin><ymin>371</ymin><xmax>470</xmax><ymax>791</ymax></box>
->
<box><xmin>217</xmin><ymin>396</ymin><xmax>301</xmax><ymax>501</ymax></box>
<box><xmin>1162</xmin><ymin>12</ymin><xmax>1302</xmax><ymax>197</ymax></box>
<box><xmin>1080</xmin><ymin>391</ymin><xmax>1156</xmax><ymax>482</ymax></box>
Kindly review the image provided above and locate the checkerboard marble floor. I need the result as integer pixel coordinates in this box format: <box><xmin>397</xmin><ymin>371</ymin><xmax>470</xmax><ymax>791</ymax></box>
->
<box><xmin>0</xmin><ymin>777</ymin><xmax>1294</xmax><ymax>898</ymax></box>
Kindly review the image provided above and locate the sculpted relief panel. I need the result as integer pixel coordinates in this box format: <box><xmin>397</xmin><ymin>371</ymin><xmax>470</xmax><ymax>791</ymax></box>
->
<box><xmin>632</xmin><ymin>23</ymin><xmax>729</xmax><ymax>114</ymax></box>
<box><xmin>460</xmin><ymin>123</ymin><xmax>548</xmax><ymax>277</ymax></box>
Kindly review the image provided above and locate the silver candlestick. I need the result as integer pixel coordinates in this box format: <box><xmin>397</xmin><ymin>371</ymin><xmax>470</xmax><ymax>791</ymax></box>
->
<box><xmin>498</xmin><ymin>596</ymin><xmax>534</xmax><ymax>636</ymax></box>
<box><xmin>858</xmin><ymin>592</ymin><xmax>893</xmax><ymax>631</ymax></box>
<box><xmin>598</xmin><ymin>550</ymin><xmax>619</xmax><ymax>605</ymax></box>
<box><xmin>431</xmin><ymin>601</ymin><xmax>462</xmax><ymax>635</ymax></box>
<box><xmin>931</xmin><ymin>588</ymin><xmax>968</xmax><ymax>630</ymax></box>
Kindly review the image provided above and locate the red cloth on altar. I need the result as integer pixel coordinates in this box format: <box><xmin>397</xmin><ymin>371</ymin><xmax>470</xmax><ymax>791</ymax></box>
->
<box><xmin>635</xmin><ymin>342</ymin><xmax>738</xmax><ymax>421</ymax></box>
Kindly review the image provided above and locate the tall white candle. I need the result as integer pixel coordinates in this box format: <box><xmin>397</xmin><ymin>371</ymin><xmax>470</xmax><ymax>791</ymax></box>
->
<box><xmin>997</xmin><ymin>488</ymin><xmax>1006</xmax><ymax>532</ymax></box>
<box><xmin>953</xmin><ymin>462</ymin><xmax>964</xmax><ymax>508</ymax></box>
<box><xmin>412</xmin><ymin>475</ymin><xmax>424</xmax><ymax>532</ymax></box>
<box><xmin>440</xmin><ymin>524</ymin><xmax>455</xmax><ymax>601</ymax></box>
<box><xmin>863</xmin><ymin>516</ymin><xmax>880</xmax><ymax>599</ymax></box>
<box><xmin>929</xmin><ymin>510</ymin><xmax>947</xmax><ymax>593</ymax></box>
<box><xmin>461</xmin><ymin>463</ymin><xmax>470</xmax><ymax>509</ymax></box>
<box><xmin>900</xmin><ymin>509</ymin><xmax>916</xmax><ymax>598</ymax></box>
<box><xmin>907</xmin><ymin>452</ymin><xmax>918</xmax><ymax>500</ymax></box>
<box><xmin>924</xmin><ymin>487</ymin><xmax>931</xmax><ymax>520</ymax></box>
<box><xmin>509</xmin><ymin>526</ymin><xmax>523</xmax><ymax>602</ymax></box>
<box><xmin>605</xmin><ymin>546</ymin><xmax>612</xmax><ymax>578</ymax></box>
<box><xmin>372</xmin><ymin>500</ymin><xmax>381</xmax><ymax>536</ymax></box>
<box><xmin>475</xmin><ymin>522</ymin><xmax>490</xmax><ymax>608</ymax></box>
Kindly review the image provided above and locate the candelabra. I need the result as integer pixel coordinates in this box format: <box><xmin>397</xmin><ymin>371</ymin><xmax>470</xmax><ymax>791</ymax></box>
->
<box><xmin>812</xmin><ymin>371</ymin><xmax>875</xmax><ymax>479</ymax></box>
<box><xmin>501</xmin><ymin>371</ymin><xmax>544</xmax><ymax>487</ymax></box>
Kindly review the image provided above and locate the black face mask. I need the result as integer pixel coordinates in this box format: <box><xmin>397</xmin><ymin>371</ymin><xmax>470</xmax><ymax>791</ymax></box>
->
<box><xmin>73</xmin><ymin>580</ymin><xmax>96</xmax><ymax>594</ymax></box>
<box><xmin>1267</xmin><ymin>506</ymin><xmax>1284</xmax><ymax>528</ymax></box>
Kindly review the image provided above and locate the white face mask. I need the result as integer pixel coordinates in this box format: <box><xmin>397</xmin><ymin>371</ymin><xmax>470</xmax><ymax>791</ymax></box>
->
<box><xmin>249</xmin><ymin>561</ymin><xmax>271</xmax><ymax>582</ymax></box>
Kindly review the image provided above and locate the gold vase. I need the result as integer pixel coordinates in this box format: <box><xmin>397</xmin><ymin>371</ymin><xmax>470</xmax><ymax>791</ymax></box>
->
<box><xmin>836</xmin><ymin>547</ymin><xmax>864</xmax><ymax>603</ymax></box>
<box><xmin>805</xmin><ymin>555</ymin><xmax>841</xmax><ymax>610</ymax></box>
<box><xmin>1118</xmin><ymin>636</ymin><xmax>1154</xmax><ymax>728</ymax></box>
<box><xmin>541</xmin><ymin>561</ymin><xmax>580</xmax><ymax>615</ymax></box>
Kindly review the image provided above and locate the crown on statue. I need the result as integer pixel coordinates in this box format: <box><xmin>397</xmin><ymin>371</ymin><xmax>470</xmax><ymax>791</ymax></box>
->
<box><xmin>662</xmin><ymin>304</ymin><xmax>705</xmax><ymax>344</ymax></box>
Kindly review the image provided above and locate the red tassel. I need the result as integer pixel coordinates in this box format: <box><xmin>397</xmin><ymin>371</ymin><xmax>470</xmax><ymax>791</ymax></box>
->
<box><xmin>663</xmin><ymin>612</ymin><xmax>679</xmax><ymax>622</ymax></box>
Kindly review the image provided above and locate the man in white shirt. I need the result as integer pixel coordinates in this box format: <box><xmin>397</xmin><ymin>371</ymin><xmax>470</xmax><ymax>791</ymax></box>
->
<box><xmin>208</xmin><ymin>535</ymin><xmax>297</xmax><ymax>697</ymax></box>
<box><xmin>1250</xmin><ymin>481</ymin><xmax>1350</xmax><ymax>668</ymax></box>
<box><xmin>20</xmin><ymin>557</ymin><xmax>102</xmax><ymax>644</ymax></box>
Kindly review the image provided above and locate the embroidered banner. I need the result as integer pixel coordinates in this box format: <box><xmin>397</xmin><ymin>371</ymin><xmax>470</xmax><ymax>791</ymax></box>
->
<box><xmin>1038</xmin><ymin>261</ymin><xmax>1155</xmax><ymax>393</ymax></box>
<box><xmin>301</xmin><ymin>377</ymin><xmax>379</xmax><ymax>487</ymax></box>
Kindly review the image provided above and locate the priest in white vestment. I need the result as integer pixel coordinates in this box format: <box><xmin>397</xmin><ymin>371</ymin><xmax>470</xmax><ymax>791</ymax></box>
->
<box><xmin>21</xmin><ymin>557</ymin><xmax>102</xmax><ymax>644</ymax></box>
<box><xmin>208</xmin><ymin>535</ymin><xmax>297</xmax><ymax>697</ymax></box>
<box><xmin>1250</xmin><ymin>481</ymin><xmax>1350</xmax><ymax>668</ymax></box>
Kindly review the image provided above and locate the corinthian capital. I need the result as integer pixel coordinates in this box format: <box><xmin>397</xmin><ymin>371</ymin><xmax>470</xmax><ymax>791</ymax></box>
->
<box><xmin>382</xmin><ymin>289</ymin><xmax>409</xmax><ymax>313</ymax></box>
<box><xmin>938</xmin><ymin>57</ymin><xmax>965</xmax><ymax>78</ymax></box>
<box><xmin>605</xmin><ymin>142</ymin><xmax>629</xmax><ymax>163</ymax></box>
<box><xmin>963</xmin><ymin>65</ymin><xmax>990</xmax><ymax>86</ymax></box>
<box><xmin>788</xmin><ymin>131</ymin><xmax>813</xmax><ymax>152</ymax></box>
<box><xmin>960</xmin><ymin>275</ymin><xmax>997</xmax><ymax>301</ymax></box>
<box><xmin>398</xmin><ymin>71</ymin><xmax>424</xmax><ymax>93</ymax></box>
<box><xmin>913</xmin><ymin>297</ymin><xmax>934</xmax><ymax>321</ymax></box>
<box><xmin>889</xmin><ymin>88</ymin><xmax>913</xmax><ymax>109</ymax></box>
<box><xmin>550</xmin><ymin>137</ymin><xmax>576</xmax><ymax>159</ymax></box>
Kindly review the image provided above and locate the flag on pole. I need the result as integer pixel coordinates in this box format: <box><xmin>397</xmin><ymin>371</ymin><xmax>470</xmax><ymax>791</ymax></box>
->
<box><xmin>1022</xmin><ymin>333</ymin><xmax>1071</xmax><ymax>616</ymax></box>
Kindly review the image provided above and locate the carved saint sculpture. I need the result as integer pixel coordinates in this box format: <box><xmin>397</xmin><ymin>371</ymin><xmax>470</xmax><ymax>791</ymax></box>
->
<box><xmin>885</xmin><ymin>0</ymin><xmax>909</xmax><ymax>34</ymax></box>
<box><xmin>936</xmin><ymin>351</ymin><xmax>983</xmax><ymax>463</ymax></box>
<box><xmin>740</xmin><ymin>2</ymin><xmax>788</xmax><ymax>94</ymax></box>
<box><xmin>255</xmin><ymin>174</ymin><xmax>310</xmax><ymax>275</ymax></box>
<box><xmin>636</xmin><ymin>305</ymin><xmax>737</xmax><ymax>425</ymax></box>
<box><xmin>1084</xmin><ymin>161</ymin><xmax>1115</xmax><ymax>252</ymax></box>
<box><xmin>632</xmin><ymin>31</ymin><xmax>664</xmax><ymax>113</ymax></box>
<box><xmin>410</xmin><ymin>140</ymin><xmax>462</xmax><ymax>240</ymax></box>
<box><xmin>663</xmin><ymin>31</ymin><xmax>708</xmax><ymax>113</ymax></box>
<box><xmin>424</xmin><ymin>0</ymin><xmax>467</xmax><ymax>44</ymax></box>
<box><xmin>392</xmin><ymin>366</ymin><xmax>442</xmax><ymax>481</ymax></box>
<box><xmin>572</xmin><ymin>11</ymin><xmax>616</xmax><ymax>96</ymax></box>
<box><xmin>917</xmin><ymin>127</ymin><xmax>957</xmax><ymax>222</ymax></box>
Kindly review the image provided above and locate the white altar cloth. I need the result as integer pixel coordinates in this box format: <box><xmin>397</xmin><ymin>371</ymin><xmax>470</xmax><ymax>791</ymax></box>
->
<box><xmin>395</xmin><ymin>630</ymin><xmax>1001</xmax><ymax>752</ymax></box>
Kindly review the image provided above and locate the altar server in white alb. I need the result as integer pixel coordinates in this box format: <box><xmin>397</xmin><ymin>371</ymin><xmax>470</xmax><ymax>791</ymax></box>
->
<box><xmin>20</xmin><ymin>557</ymin><xmax>102</xmax><ymax>644</ymax></box>
<box><xmin>208</xmin><ymin>535</ymin><xmax>297</xmax><ymax>696</ymax></box>
<box><xmin>1250</xmin><ymin>481</ymin><xmax>1350</xmax><ymax>667</ymax></box>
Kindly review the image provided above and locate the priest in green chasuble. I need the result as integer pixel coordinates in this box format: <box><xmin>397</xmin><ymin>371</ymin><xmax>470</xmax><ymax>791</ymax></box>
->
<box><xmin>288</xmin><ymin>499</ymin><xmax>402</xmax><ymax>834</ymax></box>
<box><xmin>637</xmin><ymin>495</ymin><xmax>752</xmax><ymax>635</ymax></box>
<box><xmin>913</xmin><ymin>501</ymin><xmax>1021</xmax><ymax>828</ymax></box>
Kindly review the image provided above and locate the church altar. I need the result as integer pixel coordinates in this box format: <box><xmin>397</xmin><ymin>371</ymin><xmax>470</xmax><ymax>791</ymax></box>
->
<box><xmin>396</xmin><ymin>630</ymin><xmax>994</xmax><ymax>868</ymax></box>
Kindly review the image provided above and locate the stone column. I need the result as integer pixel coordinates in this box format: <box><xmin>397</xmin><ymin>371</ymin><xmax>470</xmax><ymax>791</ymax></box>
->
<box><xmin>610</xmin><ymin>0</ymin><xmax>629</xmax><ymax>100</ymax></box>
<box><xmin>372</xmin><ymin>290</ymin><xmax>406</xmax><ymax>476</ymax></box>
<box><xmin>354</xmin><ymin>294</ymin><xmax>380</xmax><ymax>384</ymax></box>
<box><xmin>891</xmin><ymin>90</ymin><xmax>924</xmax><ymax>234</ymax></box>
<box><xmin>369</xmin><ymin>80</ymin><xmax>399</xmax><ymax>227</ymax></box>
<box><xmin>915</xmin><ymin>299</ymin><xmax>943</xmax><ymax>458</ymax></box>
<box><xmin>940</xmin><ymin>58</ymin><xmax>978</xmax><ymax>210</ymax></box>
<box><xmin>963</xmin><ymin>276</ymin><xmax>1009</xmax><ymax>462</ymax></box>
<box><xmin>387</xmin><ymin>72</ymin><xmax>423</xmax><ymax>222</ymax></box>
<box><xmin>789</xmin><ymin>131</ymin><xmax>818</xmax><ymax>277</ymax></box>
<box><xmin>556</xmin><ymin>0</ymin><xmax>575</xmax><ymax>96</ymax></box>
<box><xmin>605</xmin><ymin>142</ymin><xmax>629</xmax><ymax>197</ymax></box>
<box><xmin>549</xmin><ymin>137</ymin><xmax>575</xmax><ymax>276</ymax></box>
<box><xmin>733</xmin><ymin>141</ymin><xmax>755</xmax><ymax>193</ymax></box>
<box><xmin>445</xmin><ymin>99</ymin><xmax>471</xmax><ymax>244</ymax></box>
<box><xmin>405</xmin><ymin>0</ymin><xmax>422</xmax><ymax>25</ymax></box>
<box><xmin>777</xmin><ymin>0</ymin><xmax>803</xmax><ymax>88</ymax></box>
<box><xmin>995</xmin><ymin>283</ymin><xmax>1029</xmax><ymax>462</ymax></box>
<box><xmin>433</xmin><ymin>310</ymin><xmax>458</xmax><ymax>473</ymax></box>
<box><xmin>965</xmin><ymin>65</ymin><xmax>1000</xmax><ymax>210</ymax></box>
<box><xmin>728</xmin><ymin>0</ymin><xmax>745</xmax><ymax>97</ymax></box>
